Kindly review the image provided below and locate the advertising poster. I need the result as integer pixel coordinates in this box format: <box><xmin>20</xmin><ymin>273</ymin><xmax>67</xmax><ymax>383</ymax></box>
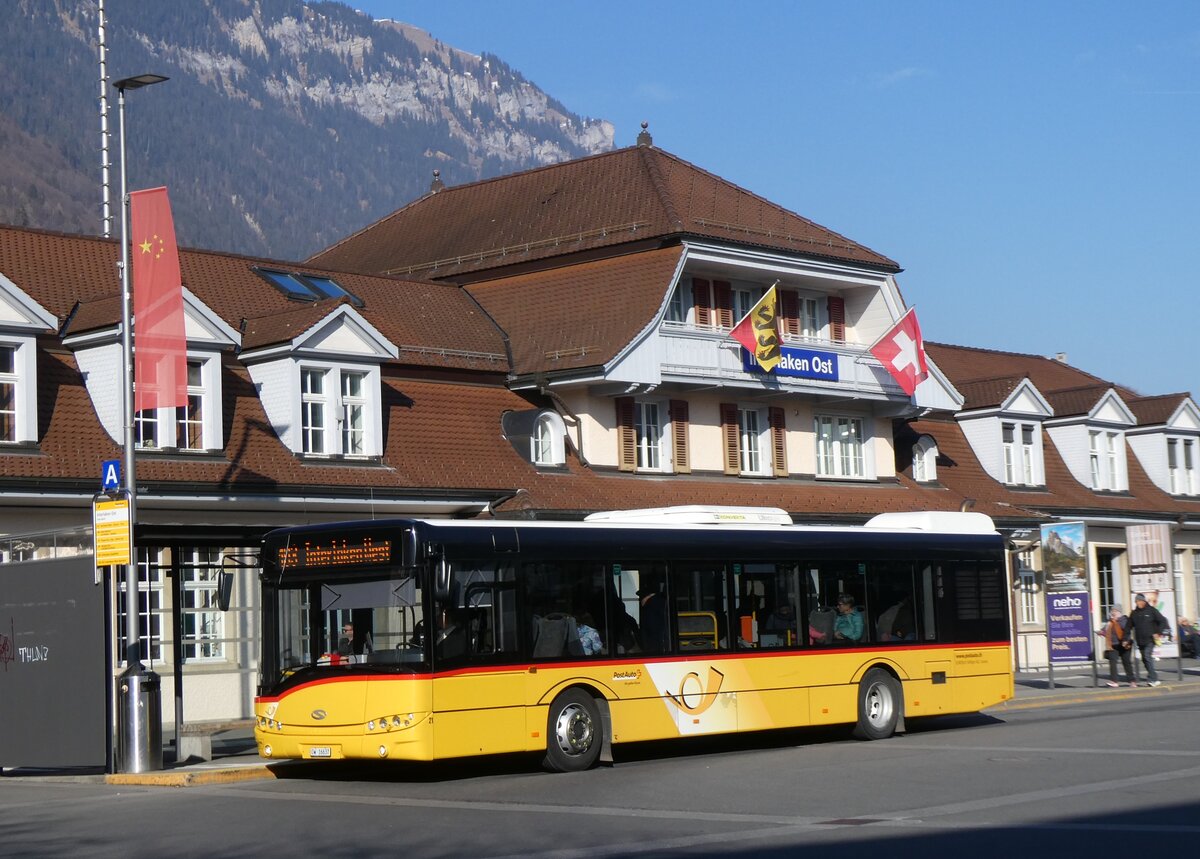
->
<box><xmin>1041</xmin><ymin>522</ymin><xmax>1092</xmax><ymax>663</ymax></box>
<box><xmin>1128</xmin><ymin>523</ymin><xmax>1178</xmax><ymax>658</ymax></box>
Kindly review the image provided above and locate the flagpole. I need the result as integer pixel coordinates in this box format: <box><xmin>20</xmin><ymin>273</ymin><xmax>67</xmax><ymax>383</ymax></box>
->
<box><xmin>113</xmin><ymin>72</ymin><xmax>168</xmax><ymax>775</ymax></box>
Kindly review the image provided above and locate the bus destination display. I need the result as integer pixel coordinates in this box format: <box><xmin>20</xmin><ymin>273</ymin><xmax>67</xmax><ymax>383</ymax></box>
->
<box><xmin>277</xmin><ymin>536</ymin><xmax>392</xmax><ymax>569</ymax></box>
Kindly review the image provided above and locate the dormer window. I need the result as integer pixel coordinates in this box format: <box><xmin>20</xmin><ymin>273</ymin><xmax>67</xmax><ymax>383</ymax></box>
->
<box><xmin>912</xmin><ymin>435</ymin><xmax>938</xmax><ymax>483</ymax></box>
<box><xmin>1089</xmin><ymin>430</ymin><xmax>1124</xmax><ymax>491</ymax></box>
<box><xmin>1168</xmin><ymin>438</ymin><xmax>1198</xmax><ymax>495</ymax></box>
<box><xmin>531</xmin><ymin>411</ymin><xmax>566</xmax><ymax>467</ymax></box>
<box><xmin>0</xmin><ymin>344</ymin><xmax>15</xmax><ymax>442</ymax></box>
<box><xmin>1002</xmin><ymin>422</ymin><xmax>1040</xmax><ymax>486</ymax></box>
<box><xmin>299</xmin><ymin>365</ymin><xmax>376</xmax><ymax>457</ymax></box>
<box><xmin>136</xmin><ymin>355</ymin><xmax>219</xmax><ymax>452</ymax></box>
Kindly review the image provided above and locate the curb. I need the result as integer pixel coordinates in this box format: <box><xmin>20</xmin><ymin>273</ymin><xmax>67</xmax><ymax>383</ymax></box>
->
<box><xmin>988</xmin><ymin>683</ymin><xmax>1180</xmax><ymax>712</ymax></box>
<box><xmin>105</xmin><ymin>765</ymin><xmax>277</xmax><ymax>787</ymax></box>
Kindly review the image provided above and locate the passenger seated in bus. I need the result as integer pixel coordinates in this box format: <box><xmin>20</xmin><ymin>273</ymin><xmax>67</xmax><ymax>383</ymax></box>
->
<box><xmin>435</xmin><ymin>608</ymin><xmax>468</xmax><ymax>660</ymax></box>
<box><xmin>764</xmin><ymin>604</ymin><xmax>797</xmax><ymax>642</ymax></box>
<box><xmin>638</xmin><ymin>586</ymin><xmax>670</xmax><ymax>653</ymax></box>
<box><xmin>575</xmin><ymin>613</ymin><xmax>603</xmax><ymax>656</ymax></box>
<box><xmin>877</xmin><ymin>597</ymin><xmax>914</xmax><ymax>641</ymax></box>
<box><xmin>833</xmin><ymin>594</ymin><xmax>864</xmax><ymax>643</ymax></box>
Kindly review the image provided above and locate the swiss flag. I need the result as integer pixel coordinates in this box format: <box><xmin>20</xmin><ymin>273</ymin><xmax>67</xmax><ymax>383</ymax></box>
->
<box><xmin>869</xmin><ymin>308</ymin><xmax>929</xmax><ymax>396</ymax></box>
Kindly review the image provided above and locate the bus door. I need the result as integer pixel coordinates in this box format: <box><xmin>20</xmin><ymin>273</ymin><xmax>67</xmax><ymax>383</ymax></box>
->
<box><xmin>431</xmin><ymin>560</ymin><xmax>527</xmax><ymax>758</ymax></box>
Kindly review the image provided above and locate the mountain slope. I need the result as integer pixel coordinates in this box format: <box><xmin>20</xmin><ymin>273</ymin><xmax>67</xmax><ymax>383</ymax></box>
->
<box><xmin>0</xmin><ymin>0</ymin><xmax>614</xmax><ymax>260</ymax></box>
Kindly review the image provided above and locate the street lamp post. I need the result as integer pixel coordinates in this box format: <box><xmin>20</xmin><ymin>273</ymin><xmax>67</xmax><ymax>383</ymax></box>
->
<box><xmin>113</xmin><ymin>72</ymin><xmax>168</xmax><ymax>774</ymax></box>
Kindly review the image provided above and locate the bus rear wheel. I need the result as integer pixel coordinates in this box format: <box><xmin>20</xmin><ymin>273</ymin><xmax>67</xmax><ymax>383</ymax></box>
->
<box><xmin>853</xmin><ymin>668</ymin><xmax>900</xmax><ymax>740</ymax></box>
<box><xmin>542</xmin><ymin>689</ymin><xmax>601</xmax><ymax>772</ymax></box>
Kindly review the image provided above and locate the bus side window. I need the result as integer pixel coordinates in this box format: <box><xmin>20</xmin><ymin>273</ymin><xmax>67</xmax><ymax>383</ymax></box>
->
<box><xmin>522</xmin><ymin>561</ymin><xmax>607</xmax><ymax>659</ymax></box>
<box><xmin>670</xmin><ymin>562</ymin><xmax>728</xmax><ymax>651</ymax></box>
<box><xmin>867</xmin><ymin>562</ymin><xmax>917</xmax><ymax>644</ymax></box>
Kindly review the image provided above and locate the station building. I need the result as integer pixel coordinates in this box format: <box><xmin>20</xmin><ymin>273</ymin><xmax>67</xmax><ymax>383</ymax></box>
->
<box><xmin>0</xmin><ymin>131</ymin><xmax>1195</xmax><ymax>734</ymax></box>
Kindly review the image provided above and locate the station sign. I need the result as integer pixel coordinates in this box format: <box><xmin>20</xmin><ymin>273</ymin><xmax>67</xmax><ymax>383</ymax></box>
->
<box><xmin>741</xmin><ymin>345</ymin><xmax>839</xmax><ymax>381</ymax></box>
<box><xmin>92</xmin><ymin>491</ymin><xmax>132</xmax><ymax>570</ymax></box>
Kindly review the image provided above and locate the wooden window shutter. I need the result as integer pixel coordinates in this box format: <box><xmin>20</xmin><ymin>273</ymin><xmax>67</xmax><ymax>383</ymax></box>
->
<box><xmin>769</xmin><ymin>407</ymin><xmax>788</xmax><ymax>477</ymax></box>
<box><xmin>713</xmin><ymin>280</ymin><xmax>734</xmax><ymax>329</ymax></box>
<box><xmin>720</xmin><ymin>402</ymin><xmax>740</xmax><ymax>475</ymax></box>
<box><xmin>669</xmin><ymin>400</ymin><xmax>690</xmax><ymax>474</ymax></box>
<box><xmin>616</xmin><ymin>397</ymin><xmax>636</xmax><ymax>472</ymax></box>
<box><xmin>692</xmin><ymin>278</ymin><xmax>711</xmax><ymax>328</ymax></box>
<box><xmin>827</xmin><ymin>296</ymin><xmax>845</xmax><ymax>343</ymax></box>
<box><xmin>779</xmin><ymin>290</ymin><xmax>800</xmax><ymax>337</ymax></box>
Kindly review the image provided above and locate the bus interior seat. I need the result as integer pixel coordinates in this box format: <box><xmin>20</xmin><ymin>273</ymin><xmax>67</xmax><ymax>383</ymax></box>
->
<box><xmin>808</xmin><ymin>607</ymin><xmax>835</xmax><ymax>644</ymax></box>
<box><xmin>532</xmin><ymin>613</ymin><xmax>583</xmax><ymax>657</ymax></box>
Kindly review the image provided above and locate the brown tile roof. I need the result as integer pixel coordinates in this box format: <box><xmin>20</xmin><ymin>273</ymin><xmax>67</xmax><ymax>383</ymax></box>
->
<box><xmin>927</xmin><ymin>342</ymin><xmax>1109</xmax><ymax>395</ymax></box>
<box><xmin>0</xmin><ymin>225</ymin><xmax>509</xmax><ymax>372</ymax></box>
<box><xmin>902</xmin><ymin>416</ymin><xmax>1200</xmax><ymax>522</ymax></box>
<box><xmin>1126</xmin><ymin>393</ymin><xmax>1191</xmax><ymax>426</ymax></box>
<box><xmin>466</xmin><ymin>247</ymin><xmax>683</xmax><ymax>376</ymax></box>
<box><xmin>0</xmin><ymin>350</ymin><xmax>541</xmax><ymax>498</ymax></box>
<box><xmin>955</xmin><ymin>376</ymin><xmax>1025</xmax><ymax>411</ymax></box>
<box><xmin>307</xmin><ymin>145</ymin><xmax>900</xmax><ymax>279</ymax></box>
<box><xmin>1042</xmin><ymin>384</ymin><xmax>1116</xmax><ymax>420</ymax></box>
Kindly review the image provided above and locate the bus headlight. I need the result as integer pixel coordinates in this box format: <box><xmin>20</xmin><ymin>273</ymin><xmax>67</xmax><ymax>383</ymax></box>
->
<box><xmin>263</xmin><ymin>745</ymin><xmax>273</xmax><ymax>758</ymax></box>
<box><xmin>378</xmin><ymin>745</ymin><xmax>388</xmax><ymax>757</ymax></box>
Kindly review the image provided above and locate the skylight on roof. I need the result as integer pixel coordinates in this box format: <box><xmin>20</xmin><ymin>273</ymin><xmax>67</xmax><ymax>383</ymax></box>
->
<box><xmin>255</xmin><ymin>268</ymin><xmax>363</xmax><ymax>307</ymax></box>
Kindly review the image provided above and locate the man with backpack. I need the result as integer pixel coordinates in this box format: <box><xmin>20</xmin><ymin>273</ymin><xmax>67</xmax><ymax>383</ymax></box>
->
<box><xmin>1128</xmin><ymin>593</ymin><xmax>1170</xmax><ymax>686</ymax></box>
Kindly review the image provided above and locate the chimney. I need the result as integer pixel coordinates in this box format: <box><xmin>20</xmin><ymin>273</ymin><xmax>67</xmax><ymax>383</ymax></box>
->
<box><xmin>1053</xmin><ymin>352</ymin><xmax>1068</xmax><ymax>363</ymax></box>
<box><xmin>636</xmin><ymin>121</ymin><xmax>653</xmax><ymax>147</ymax></box>
<box><xmin>430</xmin><ymin>169</ymin><xmax>444</xmax><ymax>193</ymax></box>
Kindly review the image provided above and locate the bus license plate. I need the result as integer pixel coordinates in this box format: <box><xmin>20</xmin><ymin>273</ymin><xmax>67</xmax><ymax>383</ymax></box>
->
<box><xmin>308</xmin><ymin>746</ymin><xmax>332</xmax><ymax>758</ymax></box>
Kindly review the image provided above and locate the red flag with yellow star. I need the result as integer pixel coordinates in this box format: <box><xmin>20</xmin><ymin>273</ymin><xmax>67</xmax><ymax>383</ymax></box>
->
<box><xmin>130</xmin><ymin>187</ymin><xmax>187</xmax><ymax>413</ymax></box>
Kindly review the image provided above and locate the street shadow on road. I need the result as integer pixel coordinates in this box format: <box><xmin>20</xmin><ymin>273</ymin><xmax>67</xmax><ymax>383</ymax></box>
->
<box><xmin>268</xmin><ymin>713</ymin><xmax>1005</xmax><ymax>784</ymax></box>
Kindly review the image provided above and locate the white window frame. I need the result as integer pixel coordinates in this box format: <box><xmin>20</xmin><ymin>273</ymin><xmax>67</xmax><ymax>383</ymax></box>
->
<box><xmin>340</xmin><ymin>370</ymin><xmax>367</xmax><ymax>456</ymax></box>
<box><xmin>732</xmin><ymin>286</ymin><xmax>763</xmax><ymax>324</ymax></box>
<box><xmin>738</xmin><ymin>406</ymin><xmax>771</xmax><ymax>476</ymax></box>
<box><xmin>1003</xmin><ymin>421</ymin><xmax>1041</xmax><ymax>487</ymax></box>
<box><xmin>1169</xmin><ymin>437</ymin><xmax>1198</xmax><ymax>496</ymax></box>
<box><xmin>180</xmin><ymin>546</ymin><xmax>225</xmax><ymax>662</ymax></box>
<box><xmin>1017</xmin><ymin>547</ymin><xmax>1038</xmax><ymax>625</ymax></box>
<box><xmin>300</xmin><ymin>367</ymin><xmax>328</xmax><ymax>454</ymax></box>
<box><xmin>634</xmin><ymin>400</ymin><xmax>667</xmax><ymax>472</ymax></box>
<box><xmin>913</xmin><ymin>435</ymin><xmax>938</xmax><ymax>483</ymax></box>
<box><xmin>135</xmin><ymin>352</ymin><xmax>220</xmax><ymax>452</ymax></box>
<box><xmin>1089</xmin><ymin>429</ymin><xmax>1124</xmax><ymax>491</ymax></box>
<box><xmin>815</xmin><ymin>415</ymin><xmax>865</xmax><ymax>479</ymax></box>
<box><xmin>531</xmin><ymin>410</ymin><xmax>566</xmax><ymax>466</ymax></box>
<box><xmin>297</xmin><ymin>361</ymin><xmax>381</xmax><ymax>458</ymax></box>
<box><xmin>116</xmin><ymin>548</ymin><xmax>166</xmax><ymax>666</ymax></box>
<box><xmin>0</xmin><ymin>343</ymin><xmax>17</xmax><ymax>443</ymax></box>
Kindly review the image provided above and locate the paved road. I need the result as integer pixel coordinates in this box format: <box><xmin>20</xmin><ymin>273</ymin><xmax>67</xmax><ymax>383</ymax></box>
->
<box><xmin>3</xmin><ymin>684</ymin><xmax>1199</xmax><ymax>857</ymax></box>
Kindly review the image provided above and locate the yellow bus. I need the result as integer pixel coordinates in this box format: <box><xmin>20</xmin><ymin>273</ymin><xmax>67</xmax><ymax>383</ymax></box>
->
<box><xmin>254</xmin><ymin>506</ymin><xmax>1013</xmax><ymax>772</ymax></box>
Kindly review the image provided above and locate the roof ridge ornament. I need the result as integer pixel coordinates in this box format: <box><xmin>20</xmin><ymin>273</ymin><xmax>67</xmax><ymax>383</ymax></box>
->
<box><xmin>636</xmin><ymin>121</ymin><xmax>652</xmax><ymax>147</ymax></box>
<box><xmin>430</xmin><ymin>169</ymin><xmax>444</xmax><ymax>193</ymax></box>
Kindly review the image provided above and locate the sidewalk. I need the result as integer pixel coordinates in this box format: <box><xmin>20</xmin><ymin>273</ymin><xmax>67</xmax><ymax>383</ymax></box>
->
<box><xmin>996</xmin><ymin>655</ymin><xmax>1200</xmax><ymax>711</ymax></box>
<box><xmin>8</xmin><ymin>659</ymin><xmax>1200</xmax><ymax>786</ymax></box>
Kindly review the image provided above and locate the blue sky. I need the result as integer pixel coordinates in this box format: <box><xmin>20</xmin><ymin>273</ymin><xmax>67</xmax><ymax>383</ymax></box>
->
<box><xmin>360</xmin><ymin>1</ymin><xmax>1198</xmax><ymax>400</ymax></box>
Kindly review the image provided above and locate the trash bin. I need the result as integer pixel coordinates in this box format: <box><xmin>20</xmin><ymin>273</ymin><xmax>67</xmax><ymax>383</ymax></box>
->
<box><xmin>116</xmin><ymin>664</ymin><xmax>163</xmax><ymax>773</ymax></box>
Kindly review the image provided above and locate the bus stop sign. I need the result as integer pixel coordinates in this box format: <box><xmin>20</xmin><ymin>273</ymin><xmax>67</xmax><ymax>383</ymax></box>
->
<box><xmin>102</xmin><ymin>459</ymin><xmax>121</xmax><ymax>491</ymax></box>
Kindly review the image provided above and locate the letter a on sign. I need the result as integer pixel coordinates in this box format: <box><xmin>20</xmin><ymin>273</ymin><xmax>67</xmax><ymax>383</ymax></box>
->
<box><xmin>102</xmin><ymin>459</ymin><xmax>121</xmax><ymax>491</ymax></box>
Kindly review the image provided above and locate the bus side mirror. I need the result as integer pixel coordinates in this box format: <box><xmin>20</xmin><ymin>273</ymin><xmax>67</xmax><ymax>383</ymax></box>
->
<box><xmin>433</xmin><ymin>558</ymin><xmax>451</xmax><ymax>602</ymax></box>
<box><xmin>216</xmin><ymin>570</ymin><xmax>234</xmax><ymax>611</ymax></box>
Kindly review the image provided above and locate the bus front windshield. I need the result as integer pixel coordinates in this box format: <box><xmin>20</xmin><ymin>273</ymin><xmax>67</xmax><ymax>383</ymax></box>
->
<box><xmin>267</xmin><ymin>570</ymin><xmax>428</xmax><ymax>690</ymax></box>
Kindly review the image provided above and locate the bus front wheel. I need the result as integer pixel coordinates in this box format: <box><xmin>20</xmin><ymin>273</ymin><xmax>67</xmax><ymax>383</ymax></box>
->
<box><xmin>853</xmin><ymin>668</ymin><xmax>900</xmax><ymax>740</ymax></box>
<box><xmin>542</xmin><ymin>689</ymin><xmax>601</xmax><ymax>772</ymax></box>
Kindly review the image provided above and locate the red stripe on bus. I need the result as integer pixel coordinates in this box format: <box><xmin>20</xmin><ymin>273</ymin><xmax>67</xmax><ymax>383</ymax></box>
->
<box><xmin>255</xmin><ymin>641</ymin><xmax>1010</xmax><ymax>703</ymax></box>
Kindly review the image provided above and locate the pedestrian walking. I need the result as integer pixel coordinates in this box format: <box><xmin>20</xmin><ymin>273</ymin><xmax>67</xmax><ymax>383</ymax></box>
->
<box><xmin>1127</xmin><ymin>593</ymin><xmax>1169</xmax><ymax>686</ymax></box>
<box><xmin>1096</xmin><ymin>605</ymin><xmax>1134</xmax><ymax>687</ymax></box>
